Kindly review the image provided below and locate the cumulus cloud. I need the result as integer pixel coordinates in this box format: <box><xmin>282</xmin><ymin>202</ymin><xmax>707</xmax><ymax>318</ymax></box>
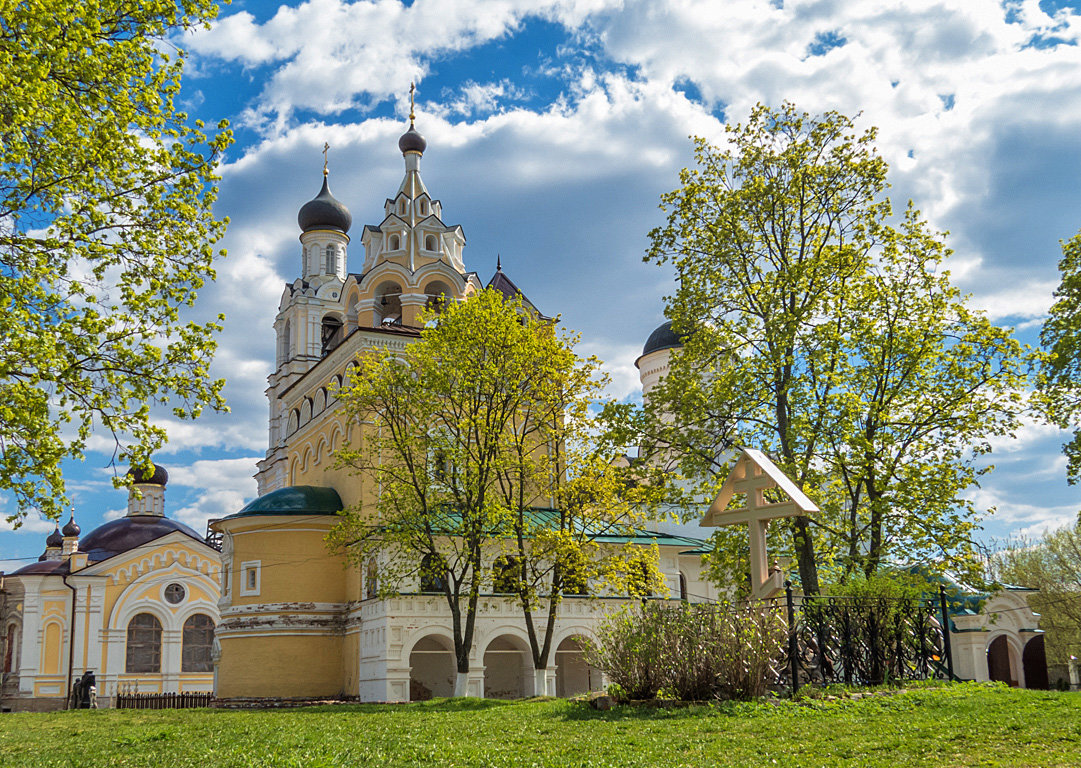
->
<box><xmin>158</xmin><ymin>0</ymin><xmax>1081</xmax><ymax>550</ymax></box>
<box><xmin>185</xmin><ymin>0</ymin><xmax>624</xmax><ymax>128</ymax></box>
<box><xmin>0</xmin><ymin>514</ymin><xmax>59</xmax><ymax>535</ymax></box>
<box><xmin>166</xmin><ymin>457</ymin><xmax>261</xmax><ymax>533</ymax></box>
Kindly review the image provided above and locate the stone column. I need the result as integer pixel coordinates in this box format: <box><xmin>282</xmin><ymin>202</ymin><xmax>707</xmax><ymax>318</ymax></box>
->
<box><xmin>454</xmin><ymin>668</ymin><xmax>485</xmax><ymax>698</ymax></box>
<box><xmin>532</xmin><ymin>666</ymin><xmax>557</xmax><ymax>697</ymax></box>
<box><xmin>399</xmin><ymin>293</ymin><xmax>428</xmax><ymax>327</ymax></box>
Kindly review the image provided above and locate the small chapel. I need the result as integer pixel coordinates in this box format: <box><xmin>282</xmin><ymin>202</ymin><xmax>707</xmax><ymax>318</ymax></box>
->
<box><xmin>1</xmin><ymin>466</ymin><xmax>221</xmax><ymax>711</ymax></box>
<box><xmin>209</xmin><ymin>110</ymin><xmax>718</xmax><ymax>704</ymax></box>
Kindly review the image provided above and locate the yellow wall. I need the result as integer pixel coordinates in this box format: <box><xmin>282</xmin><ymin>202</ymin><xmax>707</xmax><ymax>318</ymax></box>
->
<box><xmin>217</xmin><ymin>635</ymin><xmax>344</xmax><ymax>699</ymax></box>
<box><xmin>226</xmin><ymin>516</ymin><xmax>348</xmax><ymax>606</ymax></box>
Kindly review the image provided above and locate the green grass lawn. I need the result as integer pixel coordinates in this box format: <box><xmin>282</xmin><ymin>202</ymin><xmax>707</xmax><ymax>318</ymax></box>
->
<box><xmin>1</xmin><ymin>683</ymin><xmax>1078</xmax><ymax>767</ymax></box>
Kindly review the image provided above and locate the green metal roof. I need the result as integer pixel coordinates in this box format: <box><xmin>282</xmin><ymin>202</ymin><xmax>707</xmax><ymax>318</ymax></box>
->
<box><xmin>507</xmin><ymin>507</ymin><xmax>709</xmax><ymax>549</ymax></box>
<box><xmin>228</xmin><ymin>486</ymin><xmax>344</xmax><ymax>518</ymax></box>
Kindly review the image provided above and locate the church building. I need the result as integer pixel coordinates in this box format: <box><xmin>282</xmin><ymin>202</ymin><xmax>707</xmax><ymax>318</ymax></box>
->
<box><xmin>210</xmin><ymin>113</ymin><xmax>716</xmax><ymax>704</ymax></box>
<box><xmin>0</xmin><ymin>466</ymin><xmax>221</xmax><ymax>711</ymax></box>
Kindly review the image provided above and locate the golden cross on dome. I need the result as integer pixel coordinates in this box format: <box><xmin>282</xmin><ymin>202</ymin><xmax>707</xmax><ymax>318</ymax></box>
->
<box><xmin>409</xmin><ymin>82</ymin><xmax>416</xmax><ymax>126</ymax></box>
<box><xmin>322</xmin><ymin>142</ymin><xmax>329</xmax><ymax>176</ymax></box>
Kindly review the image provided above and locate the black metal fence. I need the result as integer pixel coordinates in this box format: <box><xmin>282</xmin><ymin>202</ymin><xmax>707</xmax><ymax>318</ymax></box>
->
<box><xmin>115</xmin><ymin>692</ymin><xmax>213</xmax><ymax>709</ymax></box>
<box><xmin>779</xmin><ymin>582</ymin><xmax>957</xmax><ymax>694</ymax></box>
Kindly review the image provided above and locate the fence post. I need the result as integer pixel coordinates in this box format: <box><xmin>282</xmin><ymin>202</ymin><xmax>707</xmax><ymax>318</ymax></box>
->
<box><xmin>938</xmin><ymin>585</ymin><xmax>955</xmax><ymax>681</ymax></box>
<box><xmin>785</xmin><ymin>580</ymin><xmax>799</xmax><ymax>696</ymax></box>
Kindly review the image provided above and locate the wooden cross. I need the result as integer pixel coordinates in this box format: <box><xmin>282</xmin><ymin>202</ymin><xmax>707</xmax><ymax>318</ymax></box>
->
<box><xmin>700</xmin><ymin>448</ymin><xmax>818</xmax><ymax>599</ymax></box>
<box><xmin>322</xmin><ymin>142</ymin><xmax>329</xmax><ymax>176</ymax></box>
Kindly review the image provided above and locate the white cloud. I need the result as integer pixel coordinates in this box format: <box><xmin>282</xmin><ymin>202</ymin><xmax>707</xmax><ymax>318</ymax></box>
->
<box><xmin>166</xmin><ymin>457</ymin><xmax>261</xmax><ymax>533</ymax></box>
<box><xmin>0</xmin><ymin>514</ymin><xmax>58</xmax><ymax>535</ymax></box>
<box><xmin>186</xmin><ymin>0</ymin><xmax>624</xmax><ymax>128</ymax></box>
<box><xmin>972</xmin><ymin>486</ymin><xmax>1079</xmax><ymax>541</ymax></box>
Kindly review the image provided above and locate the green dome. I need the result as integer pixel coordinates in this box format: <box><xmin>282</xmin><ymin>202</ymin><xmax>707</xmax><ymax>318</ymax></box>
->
<box><xmin>233</xmin><ymin>486</ymin><xmax>344</xmax><ymax>517</ymax></box>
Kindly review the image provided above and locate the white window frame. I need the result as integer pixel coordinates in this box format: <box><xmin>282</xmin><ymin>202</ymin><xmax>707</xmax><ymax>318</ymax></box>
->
<box><xmin>240</xmin><ymin>560</ymin><xmax>262</xmax><ymax>597</ymax></box>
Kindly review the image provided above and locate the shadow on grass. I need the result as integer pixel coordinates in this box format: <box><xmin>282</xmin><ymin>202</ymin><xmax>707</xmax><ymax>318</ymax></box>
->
<box><xmin>238</xmin><ymin>697</ymin><xmax>520</xmax><ymax>716</ymax></box>
<box><xmin>555</xmin><ymin>699</ymin><xmax>760</xmax><ymax>721</ymax></box>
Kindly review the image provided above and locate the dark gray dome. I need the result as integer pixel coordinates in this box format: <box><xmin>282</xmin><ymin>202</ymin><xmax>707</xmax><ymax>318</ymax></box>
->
<box><xmin>78</xmin><ymin>516</ymin><xmax>204</xmax><ymax>563</ymax></box>
<box><xmin>642</xmin><ymin>320</ymin><xmax>686</xmax><ymax>356</ymax></box>
<box><xmin>127</xmin><ymin>463</ymin><xmax>168</xmax><ymax>486</ymax></box>
<box><xmin>45</xmin><ymin>525</ymin><xmax>63</xmax><ymax>548</ymax></box>
<box><xmin>62</xmin><ymin>515</ymin><xmax>80</xmax><ymax>537</ymax></box>
<box><xmin>298</xmin><ymin>176</ymin><xmax>352</xmax><ymax>233</ymax></box>
<box><xmin>16</xmin><ymin>559</ymin><xmax>69</xmax><ymax>575</ymax></box>
<box><xmin>398</xmin><ymin>125</ymin><xmax>427</xmax><ymax>155</ymax></box>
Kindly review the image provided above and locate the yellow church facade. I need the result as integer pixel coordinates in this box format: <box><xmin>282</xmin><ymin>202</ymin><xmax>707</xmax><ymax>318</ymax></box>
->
<box><xmin>1</xmin><ymin>468</ymin><xmax>221</xmax><ymax>711</ymax></box>
<box><xmin>210</xmin><ymin>116</ymin><xmax>717</xmax><ymax>703</ymax></box>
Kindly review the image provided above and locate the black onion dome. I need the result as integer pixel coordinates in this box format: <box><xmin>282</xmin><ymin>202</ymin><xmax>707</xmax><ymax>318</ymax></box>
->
<box><xmin>127</xmin><ymin>463</ymin><xmax>169</xmax><ymax>486</ymax></box>
<box><xmin>642</xmin><ymin>320</ymin><xmax>687</xmax><ymax>357</ymax></box>
<box><xmin>398</xmin><ymin>125</ymin><xmax>427</xmax><ymax>155</ymax></box>
<box><xmin>46</xmin><ymin>525</ymin><xmax>63</xmax><ymax>548</ymax></box>
<box><xmin>78</xmin><ymin>516</ymin><xmax>205</xmax><ymax>563</ymax></box>
<box><xmin>298</xmin><ymin>176</ymin><xmax>353</xmax><ymax>233</ymax></box>
<box><xmin>62</xmin><ymin>515</ymin><xmax>80</xmax><ymax>537</ymax></box>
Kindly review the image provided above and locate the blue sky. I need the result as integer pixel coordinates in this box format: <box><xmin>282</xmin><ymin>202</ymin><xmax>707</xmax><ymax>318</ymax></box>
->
<box><xmin>4</xmin><ymin>0</ymin><xmax>1081</xmax><ymax>569</ymax></box>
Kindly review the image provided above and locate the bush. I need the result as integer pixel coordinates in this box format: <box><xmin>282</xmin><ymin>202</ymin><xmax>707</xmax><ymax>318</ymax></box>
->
<box><xmin>584</xmin><ymin>601</ymin><xmax>786</xmax><ymax>701</ymax></box>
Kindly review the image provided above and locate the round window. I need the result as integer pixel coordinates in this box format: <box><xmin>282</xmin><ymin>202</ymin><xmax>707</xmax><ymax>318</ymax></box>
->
<box><xmin>164</xmin><ymin>583</ymin><xmax>186</xmax><ymax>605</ymax></box>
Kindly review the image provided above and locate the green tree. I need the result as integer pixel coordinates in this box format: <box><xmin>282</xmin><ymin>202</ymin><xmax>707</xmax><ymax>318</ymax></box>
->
<box><xmin>1038</xmin><ymin>229</ymin><xmax>1081</xmax><ymax>482</ymax></box>
<box><xmin>995</xmin><ymin>519</ymin><xmax>1081</xmax><ymax>671</ymax></box>
<box><xmin>0</xmin><ymin>0</ymin><xmax>232</xmax><ymax>521</ymax></box>
<box><xmin>331</xmin><ymin>289</ymin><xmax>666</xmax><ymax>692</ymax></box>
<box><xmin>495</xmin><ymin>440</ymin><xmax>668</xmax><ymax>682</ymax></box>
<box><xmin>643</xmin><ymin>103</ymin><xmax>1028</xmax><ymax>592</ymax></box>
<box><xmin>331</xmin><ymin>289</ymin><xmax>658</xmax><ymax>691</ymax></box>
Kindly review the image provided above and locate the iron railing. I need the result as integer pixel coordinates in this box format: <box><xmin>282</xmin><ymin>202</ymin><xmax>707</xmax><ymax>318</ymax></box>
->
<box><xmin>779</xmin><ymin>582</ymin><xmax>957</xmax><ymax>694</ymax></box>
<box><xmin>115</xmin><ymin>691</ymin><xmax>213</xmax><ymax>710</ymax></box>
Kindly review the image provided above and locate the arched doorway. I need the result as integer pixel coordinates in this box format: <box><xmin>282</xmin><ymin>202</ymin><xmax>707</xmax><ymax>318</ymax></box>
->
<box><xmin>555</xmin><ymin>636</ymin><xmax>598</xmax><ymax>698</ymax></box>
<box><xmin>987</xmin><ymin>635</ymin><xmax>1018</xmax><ymax>686</ymax></box>
<box><xmin>409</xmin><ymin>635</ymin><xmax>455</xmax><ymax>701</ymax></box>
<box><xmin>483</xmin><ymin>636</ymin><xmax>529</xmax><ymax>699</ymax></box>
<box><xmin>1023</xmin><ymin>635</ymin><xmax>1049</xmax><ymax>690</ymax></box>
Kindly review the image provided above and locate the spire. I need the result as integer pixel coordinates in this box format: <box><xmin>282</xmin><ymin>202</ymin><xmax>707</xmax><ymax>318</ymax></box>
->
<box><xmin>322</xmin><ymin>141</ymin><xmax>329</xmax><ymax>177</ymax></box>
<box><xmin>497</xmin><ymin>254</ymin><xmax>502</xmax><ymax>272</ymax></box>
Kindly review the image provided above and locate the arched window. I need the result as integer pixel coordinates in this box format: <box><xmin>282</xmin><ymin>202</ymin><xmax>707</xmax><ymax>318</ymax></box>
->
<box><xmin>3</xmin><ymin>623</ymin><xmax>17</xmax><ymax>673</ymax></box>
<box><xmin>492</xmin><ymin>556</ymin><xmax>518</xmax><ymax>594</ymax></box>
<box><xmin>324</xmin><ymin>244</ymin><xmax>337</xmax><ymax>274</ymax></box>
<box><xmin>389</xmin><ymin>234</ymin><xmax>400</xmax><ymax>251</ymax></box>
<box><xmin>420</xmin><ymin>200</ymin><xmax>429</xmax><ymax>215</ymax></box>
<box><xmin>424</xmin><ymin>281</ymin><xmax>452</xmax><ymax>313</ymax></box>
<box><xmin>424</xmin><ymin>234</ymin><xmax>437</xmax><ymax>251</ymax></box>
<box><xmin>419</xmin><ymin>554</ymin><xmax>446</xmax><ymax>594</ymax></box>
<box><xmin>321</xmin><ymin>315</ymin><xmax>343</xmax><ymax>356</ymax></box>
<box><xmin>182</xmin><ymin>614</ymin><xmax>215</xmax><ymax>673</ymax></box>
<box><xmin>679</xmin><ymin>572</ymin><xmax>688</xmax><ymax>602</ymax></box>
<box><xmin>126</xmin><ymin>613</ymin><xmax>162</xmax><ymax>673</ymax></box>
<box><xmin>561</xmin><ymin>551</ymin><xmax>588</xmax><ymax>597</ymax></box>
<box><xmin>398</xmin><ymin>199</ymin><xmax>407</xmax><ymax>215</ymax></box>
<box><xmin>628</xmin><ymin>559</ymin><xmax>653</xmax><ymax>598</ymax></box>
<box><xmin>366</xmin><ymin>559</ymin><xmax>378</xmax><ymax>599</ymax></box>
<box><xmin>278</xmin><ymin>319</ymin><xmax>291</xmax><ymax>364</ymax></box>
